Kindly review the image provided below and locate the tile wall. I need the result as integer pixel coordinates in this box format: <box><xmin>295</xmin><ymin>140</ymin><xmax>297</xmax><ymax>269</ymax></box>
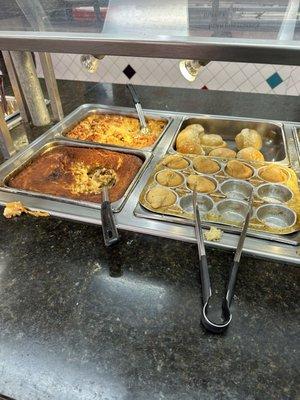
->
<box><xmin>36</xmin><ymin>53</ymin><xmax>300</xmax><ymax>96</ymax></box>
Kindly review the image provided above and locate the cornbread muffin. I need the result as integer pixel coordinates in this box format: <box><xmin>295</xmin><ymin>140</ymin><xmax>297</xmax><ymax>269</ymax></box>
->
<box><xmin>176</xmin><ymin>124</ymin><xmax>205</xmax><ymax>155</ymax></box>
<box><xmin>193</xmin><ymin>156</ymin><xmax>220</xmax><ymax>174</ymax></box>
<box><xmin>146</xmin><ymin>186</ymin><xmax>176</xmax><ymax>209</ymax></box>
<box><xmin>259</xmin><ymin>165</ymin><xmax>287</xmax><ymax>183</ymax></box>
<box><xmin>187</xmin><ymin>175</ymin><xmax>216</xmax><ymax>193</ymax></box>
<box><xmin>237</xmin><ymin>147</ymin><xmax>264</xmax><ymax>162</ymax></box>
<box><xmin>156</xmin><ymin>170</ymin><xmax>184</xmax><ymax>187</ymax></box>
<box><xmin>209</xmin><ymin>148</ymin><xmax>237</xmax><ymax>158</ymax></box>
<box><xmin>235</xmin><ymin>128</ymin><xmax>262</xmax><ymax>150</ymax></box>
<box><xmin>8</xmin><ymin>146</ymin><xmax>143</xmax><ymax>203</ymax></box>
<box><xmin>200</xmin><ymin>134</ymin><xmax>227</xmax><ymax>153</ymax></box>
<box><xmin>66</xmin><ymin>114</ymin><xmax>166</xmax><ymax>149</ymax></box>
<box><xmin>225</xmin><ymin>160</ymin><xmax>253</xmax><ymax>179</ymax></box>
<box><xmin>162</xmin><ymin>154</ymin><xmax>189</xmax><ymax>169</ymax></box>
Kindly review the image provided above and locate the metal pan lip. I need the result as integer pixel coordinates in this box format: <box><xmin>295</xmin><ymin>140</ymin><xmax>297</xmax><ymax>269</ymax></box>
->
<box><xmin>60</xmin><ymin>106</ymin><xmax>173</xmax><ymax>152</ymax></box>
<box><xmin>144</xmin><ymin>185</ymin><xmax>179</xmax><ymax>210</ymax></box>
<box><xmin>257</xmin><ymin>165</ymin><xmax>291</xmax><ymax>183</ymax></box>
<box><xmin>160</xmin><ymin>154</ymin><xmax>191</xmax><ymax>171</ymax></box>
<box><xmin>1</xmin><ymin>139</ymin><xmax>151</xmax><ymax>212</ymax></box>
<box><xmin>185</xmin><ymin>174</ymin><xmax>218</xmax><ymax>194</ymax></box>
<box><xmin>154</xmin><ymin>169</ymin><xmax>185</xmax><ymax>189</ymax></box>
<box><xmin>220</xmin><ymin>179</ymin><xmax>253</xmax><ymax>200</ymax></box>
<box><xmin>224</xmin><ymin>160</ymin><xmax>255</xmax><ymax>180</ymax></box>
<box><xmin>256</xmin><ymin>204</ymin><xmax>297</xmax><ymax>229</ymax></box>
<box><xmin>256</xmin><ymin>183</ymin><xmax>294</xmax><ymax>204</ymax></box>
<box><xmin>191</xmin><ymin>156</ymin><xmax>221</xmax><ymax>176</ymax></box>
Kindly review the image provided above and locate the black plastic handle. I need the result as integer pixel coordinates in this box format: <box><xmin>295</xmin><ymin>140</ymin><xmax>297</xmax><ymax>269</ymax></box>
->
<box><xmin>126</xmin><ymin>84</ymin><xmax>140</xmax><ymax>105</ymax></box>
<box><xmin>101</xmin><ymin>200</ymin><xmax>120</xmax><ymax>247</ymax></box>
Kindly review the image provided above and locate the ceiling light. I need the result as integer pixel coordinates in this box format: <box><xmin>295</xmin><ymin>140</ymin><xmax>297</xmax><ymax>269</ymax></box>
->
<box><xmin>80</xmin><ymin>54</ymin><xmax>105</xmax><ymax>73</ymax></box>
<box><xmin>179</xmin><ymin>60</ymin><xmax>208</xmax><ymax>82</ymax></box>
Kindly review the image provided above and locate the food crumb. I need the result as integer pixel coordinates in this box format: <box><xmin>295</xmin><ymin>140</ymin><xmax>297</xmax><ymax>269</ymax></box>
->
<box><xmin>204</xmin><ymin>226</ymin><xmax>223</xmax><ymax>241</ymax></box>
<box><xmin>3</xmin><ymin>201</ymin><xmax>49</xmax><ymax>219</ymax></box>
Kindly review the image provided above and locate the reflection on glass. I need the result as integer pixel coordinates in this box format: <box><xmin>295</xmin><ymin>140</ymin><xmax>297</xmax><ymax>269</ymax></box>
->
<box><xmin>0</xmin><ymin>1</ymin><xmax>298</xmax><ymax>42</ymax></box>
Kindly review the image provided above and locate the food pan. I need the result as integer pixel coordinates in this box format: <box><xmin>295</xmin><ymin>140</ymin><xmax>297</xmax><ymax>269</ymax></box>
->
<box><xmin>139</xmin><ymin>153</ymin><xmax>300</xmax><ymax>236</ymax></box>
<box><xmin>56</xmin><ymin>104</ymin><xmax>173</xmax><ymax>152</ymax></box>
<box><xmin>0</xmin><ymin>139</ymin><xmax>151</xmax><ymax>212</ymax></box>
<box><xmin>169</xmin><ymin>115</ymin><xmax>288</xmax><ymax>164</ymax></box>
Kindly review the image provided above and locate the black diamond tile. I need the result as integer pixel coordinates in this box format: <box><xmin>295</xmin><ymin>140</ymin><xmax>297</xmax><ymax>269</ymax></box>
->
<box><xmin>123</xmin><ymin>64</ymin><xmax>136</xmax><ymax>79</ymax></box>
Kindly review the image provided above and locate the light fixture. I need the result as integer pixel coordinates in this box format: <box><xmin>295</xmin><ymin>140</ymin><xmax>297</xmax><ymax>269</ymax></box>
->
<box><xmin>179</xmin><ymin>60</ymin><xmax>209</xmax><ymax>82</ymax></box>
<box><xmin>80</xmin><ymin>54</ymin><xmax>105</xmax><ymax>73</ymax></box>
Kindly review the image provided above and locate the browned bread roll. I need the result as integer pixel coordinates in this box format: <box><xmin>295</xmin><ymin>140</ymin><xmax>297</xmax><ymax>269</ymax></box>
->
<box><xmin>187</xmin><ymin>175</ymin><xmax>216</xmax><ymax>193</ymax></box>
<box><xmin>146</xmin><ymin>186</ymin><xmax>176</xmax><ymax>209</ymax></box>
<box><xmin>209</xmin><ymin>148</ymin><xmax>237</xmax><ymax>158</ymax></box>
<box><xmin>235</xmin><ymin>128</ymin><xmax>262</xmax><ymax>150</ymax></box>
<box><xmin>225</xmin><ymin>160</ymin><xmax>253</xmax><ymax>179</ymax></box>
<box><xmin>258</xmin><ymin>165</ymin><xmax>287</xmax><ymax>183</ymax></box>
<box><xmin>237</xmin><ymin>147</ymin><xmax>264</xmax><ymax>162</ymax></box>
<box><xmin>193</xmin><ymin>156</ymin><xmax>220</xmax><ymax>174</ymax></box>
<box><xmin>176</xmin><ymin>124</ymin><xmax>205</xmax><ymax>155</ymax></box>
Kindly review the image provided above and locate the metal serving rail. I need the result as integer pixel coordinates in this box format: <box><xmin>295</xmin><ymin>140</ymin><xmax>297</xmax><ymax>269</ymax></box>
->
<box><xmin>0</xmin><ymin>104</ymin><xmax>299</xmax><ymax>265</ymax></box>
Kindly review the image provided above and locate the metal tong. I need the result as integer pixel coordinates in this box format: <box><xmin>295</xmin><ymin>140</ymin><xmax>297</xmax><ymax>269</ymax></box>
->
<box><xmin>193</xmin><ymin>190</ymin><xmax>253</xmax><ymax>333</ymax></box>
<box><xmin>126</xmin><ymin>84</ymin><xmax>149</xmax><ymax>134</ymax></box>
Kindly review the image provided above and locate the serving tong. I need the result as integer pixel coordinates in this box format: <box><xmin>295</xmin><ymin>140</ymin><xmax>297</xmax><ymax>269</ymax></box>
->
<box><xmin>193</xmin><ymin>190</ymin><xmax>253</xmax><ymax>333</ymax></box>
<box><xmin>126</xmin><ymin>84</ymin><xmax>150</xmax><ymax>135</ymax></box>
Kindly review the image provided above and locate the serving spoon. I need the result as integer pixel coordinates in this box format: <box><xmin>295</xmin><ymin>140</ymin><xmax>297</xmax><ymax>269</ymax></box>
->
<box><xmin>89</xmin><ymin>168</ymin><xmax>120</xmax><ymax>247</ymax></box>
<box><xmin>126</xmin><ymin>84</ymin><xmax>150</xmax><ymax>135</ymax></box>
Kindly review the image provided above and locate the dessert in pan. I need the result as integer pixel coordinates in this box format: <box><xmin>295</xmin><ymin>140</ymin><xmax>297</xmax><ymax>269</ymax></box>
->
<box><xmin>8</xmin><ymin>146</ymin><xmax>143</xmax><ymax>204</ymax></box>
<box><xmin>139</xmin><ymin>145</ymin><xmax>300</xmax><ymax>235</ymax></box>
<box><xmin>65</xmin><ymin>113</ymin><xmax>167</xmax><ymax>149</ymax></box>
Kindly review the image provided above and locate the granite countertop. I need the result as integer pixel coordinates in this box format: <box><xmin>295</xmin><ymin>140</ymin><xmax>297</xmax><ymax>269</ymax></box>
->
<box><xmin>0</xmin><ymin>81</ymin><xmax>299</xmax><ymax>400</ymax></box>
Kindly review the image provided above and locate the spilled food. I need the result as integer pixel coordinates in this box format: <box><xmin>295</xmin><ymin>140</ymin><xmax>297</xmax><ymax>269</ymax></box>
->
<box><xmin>3</xmin><ymin>201</ymin><xmax>49</xmax><ymax>219</ymax></box>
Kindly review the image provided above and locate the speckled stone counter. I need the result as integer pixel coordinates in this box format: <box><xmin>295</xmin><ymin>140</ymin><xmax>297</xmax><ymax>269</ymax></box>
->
<box><xmin>0</xmin><ymin>81</ymin><xmax>299</xmax><ymax>400</ymax></box>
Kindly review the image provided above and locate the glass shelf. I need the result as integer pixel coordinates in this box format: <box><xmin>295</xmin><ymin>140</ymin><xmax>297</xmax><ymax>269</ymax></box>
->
<box><xmin>0</xmin><ymin>1</ymin><xmax>299</xmax><ymax>64</ymax></box>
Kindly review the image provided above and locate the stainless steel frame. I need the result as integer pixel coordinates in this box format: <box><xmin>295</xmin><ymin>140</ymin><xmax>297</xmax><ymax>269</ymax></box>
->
<box><xmin>0</xmin><ymin>104</ymin><xmax>299</xmax><ymax>265</ymax></box>
<box><xmin>0</xmin><ymin>32</ymin><xmax>299</xmax><ymax>66</ymax></box>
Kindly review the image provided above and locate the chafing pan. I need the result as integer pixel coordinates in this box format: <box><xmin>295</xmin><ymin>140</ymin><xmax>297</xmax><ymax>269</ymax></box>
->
<box><xmin>0</xmin><ymin>139</ymin><xmax>151</xmax><ymax>212</ymax></box>
<box><xmin>169</xmin><ymin>115</ymin><xmax>288</xmax><ymax>164</ymax></box>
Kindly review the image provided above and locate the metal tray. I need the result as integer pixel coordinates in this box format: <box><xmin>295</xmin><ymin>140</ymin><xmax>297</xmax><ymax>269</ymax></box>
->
<box><xmin>1</xmin><ymin>139</ymin><xmax>152</xmax><ymax>213</ymax></box>
<box><xmin>57</xmin><ymin>104</ymin><xmax>172</xmax><ymax>152</ymax></box>
<box><xmin>0</xmin><ymin>104</ymin><xmax>299</xmax><ymax>265</ymax></box>
<box><xmin>137</xmin><ymin>153</ymin><xmax>300</xmax><ymax>243</ymax></box>
<box><xmin>293</xmin><ymin>126</ymin><xmax>300</xmax><ymax>162</ymax></box>
<box><xmin>169</xmin><ymin>115</ymin><xmax>288</xmax><ymax>164</ymax></box>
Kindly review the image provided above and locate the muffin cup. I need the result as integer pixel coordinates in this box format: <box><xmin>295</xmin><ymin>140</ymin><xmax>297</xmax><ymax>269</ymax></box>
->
<box><xmin>257</xmin><ymin>166</ymin><xmax>290</xmax><ymax>183</ymax></box>
<box><xmin>256</xmin><ymin>204</ymin><xmax>296</xmax><ymax>229</ymax></box>
<box><xmin>186</xmin><ymin>174</ymin><xmax>218</xmax><ymax>194</ymax></box>
<box><xmin>256</xmin><ymin>183</ymin><xmax>293</xmax><ymax>204</ymax></box>
<box><xmin>192</xmin><ymin>158</ymin><xmax>221</xmax><ymax>176</ymax></box>
<box><xmin>216</xmin><ymin>199</ymin><xmax>250</xmax><ymax>225</ymax></box>
<box><xmin>179</xmin><ymin>194</ymin><xmax>214</xmax><ymax>215</ymax></box>
<box><xmin>155</xmin><ymin>169</ymin><xmax>185</xmax><ymax>188</ymax></box>
<box><xmin>224</xmin><ymin>161</ymin><xmax>255</xmax><ymax>180</ymax></box>
<box><xmin>145</xmin><ymin>185</ymin><xmax>178</xmax><ymax>209</ymax></box>
<box><xmin>220</xmin><ymin>179</ymin><xmax>253</xmax><ymax>201</ymax></box>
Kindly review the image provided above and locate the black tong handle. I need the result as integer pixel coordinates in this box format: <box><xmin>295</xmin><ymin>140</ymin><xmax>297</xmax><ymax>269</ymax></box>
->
<box><xmin>101</xmin><ymin>187</ymin><xmax>120</xmax><ymax>247</ymax></box>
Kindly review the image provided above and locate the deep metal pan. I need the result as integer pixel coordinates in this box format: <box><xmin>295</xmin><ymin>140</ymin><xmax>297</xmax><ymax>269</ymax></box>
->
<box><xmin>53</xmin><ymin>104</ymin><xmax>173</xmax><ymax>152</ymax></box>
<box><xmin>168</xmin><ymin>115</ymin><xmax>288</xmax><ymax>164</ymax></box>
<box><xmin>0</xmin><ymin>138</ymin><xmax>152</xmax><ymax>213</ymax></box>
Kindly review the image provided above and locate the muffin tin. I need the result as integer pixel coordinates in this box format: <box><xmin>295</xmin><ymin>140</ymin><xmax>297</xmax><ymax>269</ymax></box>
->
<box><xmin>139</xmin><ymin>154</ymin><xmax>300</xmax><ymax>235</ymax></box>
